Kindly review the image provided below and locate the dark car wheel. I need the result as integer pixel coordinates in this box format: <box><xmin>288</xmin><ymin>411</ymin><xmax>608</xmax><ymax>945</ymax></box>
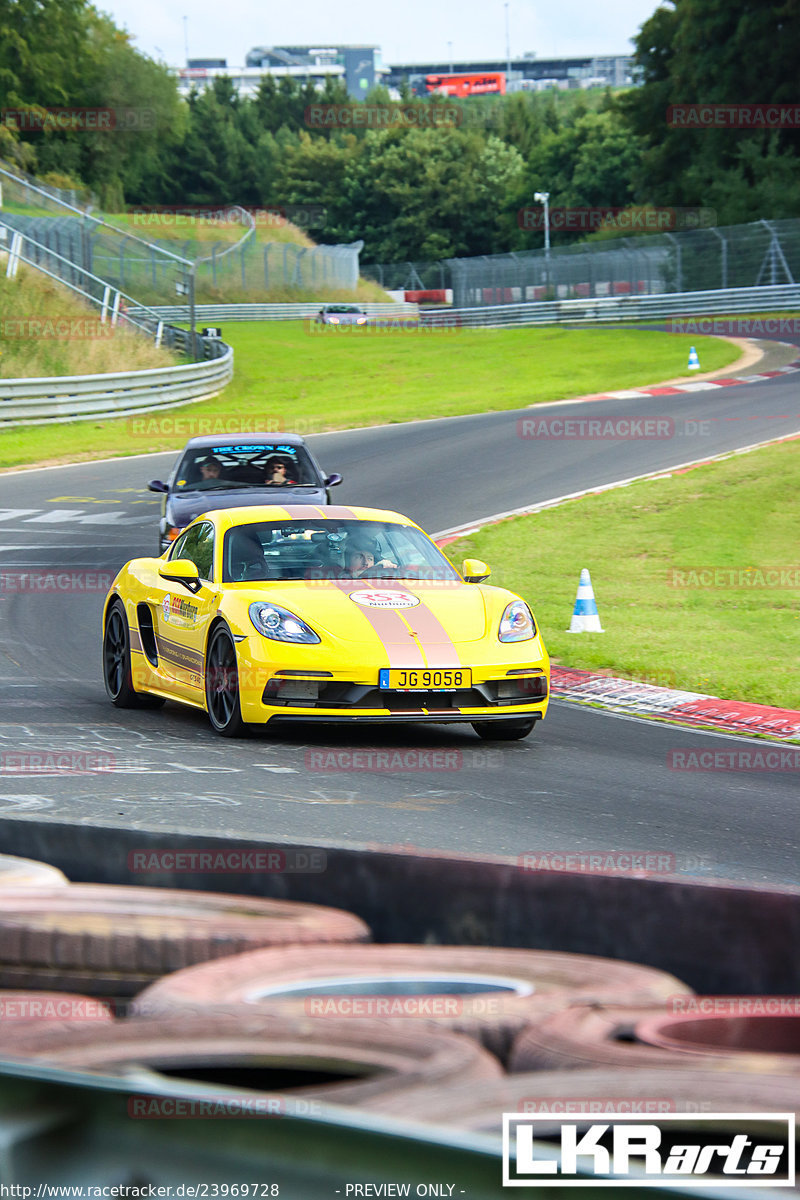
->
<box><xmin>471</xmin><ymin>718</ymin><xmax>536</xmax><ymax>742</ymax></box>
<box><xmin>103</xmin><ymin>599</ymin><xmax>165</xmax><ymax>709</ymax></box>
<box><xmin>205</xmin><ymin>625</ymin><xmax>248</xmax><ymax>737</ymax></box>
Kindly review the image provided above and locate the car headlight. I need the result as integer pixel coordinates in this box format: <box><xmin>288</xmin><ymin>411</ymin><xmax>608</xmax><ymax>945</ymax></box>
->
<box><xmin>249</xmin><ymin>602</ymin><xmax>320</xmax><ymax>644</ymax></box>
<box><xmin>499</xmin><ymin>600</ymin><xmax>536</xmax><ymax>642</ymax></box>
<box><xmin>329</xmin><ymin>316</ymin><xmax>339</xmax><ymax>324</ymax></box>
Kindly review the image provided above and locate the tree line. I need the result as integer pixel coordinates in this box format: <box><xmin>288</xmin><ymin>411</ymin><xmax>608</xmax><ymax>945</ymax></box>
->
<box><xmin>1</xmin><ymin>0</ymin><xmax>798</xmax><ymax>262</ymax></box>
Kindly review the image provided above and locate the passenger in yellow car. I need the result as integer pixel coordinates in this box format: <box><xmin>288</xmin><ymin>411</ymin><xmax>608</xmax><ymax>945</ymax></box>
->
<box><xmin>228</xmin><ymin>530</ymin><xmax>271</xmax><ymax>581</ymax></box>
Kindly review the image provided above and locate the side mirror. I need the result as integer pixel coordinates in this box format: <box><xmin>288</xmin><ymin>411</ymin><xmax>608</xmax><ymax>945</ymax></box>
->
<box><xmin>158</xmin><ymin>558</ymin><xmax>201</xmax><ymax>593</ymax></box>
<box><xmin>148</xmin><ymin>479</ymin><xmax>168</xmax><ymax>493</ymax></box>
<box><xmin>462</xmin><ymin>558</ymin><xmax>490</xmax><ymax>583</ymax></box>
<box><xmin>325</xmin><ymin>473</ymin><xmax>343</xmax><ymax>487</ymax></box>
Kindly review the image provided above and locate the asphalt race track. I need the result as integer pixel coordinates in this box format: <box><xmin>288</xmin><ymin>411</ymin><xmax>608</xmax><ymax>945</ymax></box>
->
<box><xmin>1</xmin><ymin>351</ymin><xmax>799</xmax><ymax>887</ymax></box>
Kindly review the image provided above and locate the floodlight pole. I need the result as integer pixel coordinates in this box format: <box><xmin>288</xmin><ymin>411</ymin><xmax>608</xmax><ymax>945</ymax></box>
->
<box><xmin>534</xmin><ymin>191</ymin><xmax>550</xmax><ymax>256</ymax></box>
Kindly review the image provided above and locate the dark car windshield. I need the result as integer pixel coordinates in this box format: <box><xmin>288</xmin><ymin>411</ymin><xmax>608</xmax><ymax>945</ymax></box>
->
<box><xmin>173</xmin><ymin>443</ymin><xmax>319</xmax><ymax>491</ymax></box>
<box><xmin>222</xmin><ymin>519</ymin><xmax>461</xmax><ymax>584</ymax></box>
<box><xmin>324</xmin><ymin>305</ymin><xmax>363</xmax><ymax>314</ymax></box>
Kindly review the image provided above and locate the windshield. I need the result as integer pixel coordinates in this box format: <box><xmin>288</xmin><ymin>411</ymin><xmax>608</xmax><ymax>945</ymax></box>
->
<box><xmin>222</xmin><ymin>519</ymin><xmax>461</xmax><ymax>584</ymax></box>
<box><xmin>173</xmin><ymin>443</ymin><xmax>319</xmax><ymax>491</ymax></box>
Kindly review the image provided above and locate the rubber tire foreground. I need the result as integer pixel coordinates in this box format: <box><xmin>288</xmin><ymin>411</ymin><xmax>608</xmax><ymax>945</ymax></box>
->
<box><xmin>0</xmin><ymin>886</ymin><xmax>370</xmax><ymax>995</ymax></box>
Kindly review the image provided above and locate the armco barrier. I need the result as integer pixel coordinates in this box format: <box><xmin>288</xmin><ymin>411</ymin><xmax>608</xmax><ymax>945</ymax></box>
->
<box><xmin>420</xmin><ymin>282</ymin><xmax>800</xmax><ymax>328</ymax></box>
<box><xmin>131</xmin><ymin>301</ymin><xmax>420</xmax><ymax>322</ymax></box>
<box><xmin>133</xmin><ymin>285</ymin><xmax>800</xmax><ymax>330</ymax></box>
<box><xmin>0</xmin><ymin>339</ymin><xmax>232</xmax><ymax>426</ymax></box>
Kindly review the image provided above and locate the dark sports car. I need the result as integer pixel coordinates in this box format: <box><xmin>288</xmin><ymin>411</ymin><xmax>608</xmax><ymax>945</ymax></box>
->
<box><xmin>148</xmin><ymin>433</ymin><xmax>342</xmax><ymax>552</ymax></box>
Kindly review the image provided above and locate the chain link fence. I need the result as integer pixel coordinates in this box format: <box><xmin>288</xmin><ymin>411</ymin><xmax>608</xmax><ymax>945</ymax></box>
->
<box><xmin>0</xmin><ymin>162</ymin><xmax>363</xmax><ymax>305</ymax></box>
<box><xmin>364</xmin><ymin>220</ymin><xmax>800</xmax><ymax>308</ymax></box>
<box><xmin>361</xmin><ymin>261</ymin><xmax>450</xmax><ymax>292</ymax></box>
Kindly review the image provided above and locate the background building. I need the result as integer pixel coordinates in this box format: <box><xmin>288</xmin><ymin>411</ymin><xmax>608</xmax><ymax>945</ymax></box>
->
<box><xmin>387</xmin><ymin>54</ymin><xmax>635</xmax><ymax>93</ymax></box>
<box><xmin>175</xmin><ymin>47</ymin><xmax>634</xmax><ymax>100</ymax></box>
<box><xmin>176</xmin><ymin>45</ymin><xmax>385</xmax><ymax>99</ymax></box>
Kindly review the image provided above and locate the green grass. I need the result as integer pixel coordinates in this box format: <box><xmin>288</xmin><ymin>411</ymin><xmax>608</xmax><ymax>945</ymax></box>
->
<box><xmin>445</xmin><ymin>438</ymin><xmax>800</xmax><ymax>709</ymax></box>
<box><xmin>0</xmin><ymin>322</ymin><xmax>740</xmax><ymax>469</ymax></box>
<box><xmin>0</xmin><ymin>266</ymin><xmax>178</xmax><ymax>381</ymax></box>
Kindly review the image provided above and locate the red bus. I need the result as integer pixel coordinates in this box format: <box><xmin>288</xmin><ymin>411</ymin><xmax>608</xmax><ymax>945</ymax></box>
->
<box><xmin>425</xmin><ymin>72</ymin><xmax>506</xmax><ymax>97</ymax></box>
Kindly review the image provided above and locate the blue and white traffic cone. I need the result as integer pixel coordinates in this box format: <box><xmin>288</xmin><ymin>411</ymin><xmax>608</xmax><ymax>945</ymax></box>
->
<box><xmin>687</xmin><ymin>345</ymin><xmax>700</xmax><ymax>370</ymax></box>
<box><xmin>567</xmin><ymin>568</ymin><xmax>604</xmax><ymax>633</ymax></box>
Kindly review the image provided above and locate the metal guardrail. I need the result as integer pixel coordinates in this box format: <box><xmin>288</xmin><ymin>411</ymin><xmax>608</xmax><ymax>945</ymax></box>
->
<box><xmin>420</xmin><ymin>283</ymin><xmax>800</xmax><ymax>328</ymax></box>
<box><xmin>0</xmin><ymin>338</ymin><xmax>232</xmax><ymax>426</ymax></box>
<box><xmin>133</xmin><ymin>301</ymin><xmax>420</xmax><ymax>322</ymax></box>
<box><xmin>1</xmin><ymin>220</ymin><xmax>234</xmax><ymax>427</ymax></box>
<box><xmin>135</xmin><ymin>285</ymin><xmax>800</xmax><ymax>330</ymax></box>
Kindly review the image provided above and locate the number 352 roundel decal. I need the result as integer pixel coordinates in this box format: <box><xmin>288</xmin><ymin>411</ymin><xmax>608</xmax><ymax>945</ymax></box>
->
<box><xmin>350</xmin><ymin>591</ymin><xmax>421</xmax><ymax>609</ymax></box>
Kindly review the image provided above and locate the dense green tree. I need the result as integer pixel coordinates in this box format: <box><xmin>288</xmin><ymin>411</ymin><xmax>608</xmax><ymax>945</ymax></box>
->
<box><xmin>498</xmin><ymin>105</ymin><xmax>641</xmax><ymax>250</ymax></box>
<box><xmin>622</xmin><ymin>0</ymin><xmax>800</xmax><ymax>220</ymax></box>
<box><xmin>272</xmin><ymin>132</ymin><xmax>358</xmax><ymax>227</ymax></box>
<box><xmin>0</xmin><ymin>0</ymin><xmax>87</xmax><ymax>107</ymax></box>
<box><xmin>330</xmin><ymin>126</ymin><xmax>502</xmax><ymax>260</ymax></box>
<box><xmin>166</xmin><ymin>77</ymin><xmax>259</xmax><ymax>205</ymax></box>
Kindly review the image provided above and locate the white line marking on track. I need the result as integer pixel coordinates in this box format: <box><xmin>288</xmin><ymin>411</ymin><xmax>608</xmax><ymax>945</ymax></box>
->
<box><xmin>433</xmin><ymin>426</ymin><xmax>800</xmax><ymax>540</ymax></box>
<box><xmin>24</xmin><ymin>509</ymin><xmax>86</xmax><ymax>522</ymax></box>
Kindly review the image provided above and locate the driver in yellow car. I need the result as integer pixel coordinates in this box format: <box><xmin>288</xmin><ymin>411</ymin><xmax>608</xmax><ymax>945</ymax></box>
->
<box><xmin>346</xmin><ymin>537</ymin><xmax>397</xmax><ymax>577</ymax></box>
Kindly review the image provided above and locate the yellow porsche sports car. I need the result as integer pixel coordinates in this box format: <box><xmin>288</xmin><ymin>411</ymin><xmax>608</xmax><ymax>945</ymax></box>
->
<box><xmin>102</xmin><ymin>505</ymin><xmax>549</xmax><ymax>740</ymax></box>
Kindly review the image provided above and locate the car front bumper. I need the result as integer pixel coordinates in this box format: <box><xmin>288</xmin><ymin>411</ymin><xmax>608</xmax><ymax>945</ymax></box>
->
<box><xmin>233</xmin><ymin>640</ymin><xmax>550</xmax><ymax>726</ymax></box>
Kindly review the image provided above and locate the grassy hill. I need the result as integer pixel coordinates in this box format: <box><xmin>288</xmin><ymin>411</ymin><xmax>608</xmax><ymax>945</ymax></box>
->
<box><xmin>0</xmin><ymin>265</ymin><xmax>178</xmax><ymax>379</ymax></box>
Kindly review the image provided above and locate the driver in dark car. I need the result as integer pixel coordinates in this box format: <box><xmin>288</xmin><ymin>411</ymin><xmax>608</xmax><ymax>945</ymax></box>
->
<box><xmin>199</xmin><ymin>456</ymin><xmax>223</xmax><ymax>480</ymax></box>
<box><xmin>264</xmin><ymin>459</ymin><xmax>297</xmax><ymax>486</ymax></box>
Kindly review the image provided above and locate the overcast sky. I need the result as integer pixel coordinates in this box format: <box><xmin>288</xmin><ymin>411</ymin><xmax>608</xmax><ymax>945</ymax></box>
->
<box><xmin>96</xmin><ymin>0</ymin><xmax>663</xmax><ymax>68</ymax></box>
